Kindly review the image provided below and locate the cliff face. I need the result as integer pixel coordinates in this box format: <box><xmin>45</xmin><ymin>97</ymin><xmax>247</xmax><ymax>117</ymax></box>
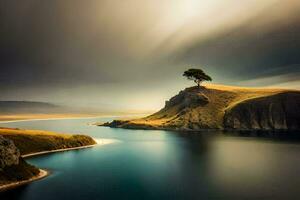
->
<box><xmin>0</xmin><ymin>135</ymin><xmax>20</xmax><ymax>169</ymax></box>
<box><xmin>136</xmin><ymin>86</ymin><xmax>236</xmax><ymax>130</ymax></box>
<box><xmin>224</xmin><ymin>92</ymin><xmax>300</xmax><ymax>130</ymax></box>
<box><xmin>101</xmin><ymin>84</ymin><xmax>300</xmax><ymax>131</ymax></box>
<box><xmin>0</xmin><ymin>136</ymin><xmax>39</xmax><ymax>185</ymax></box>
<box><xmin>164</xmin><ymin>89</ymin><xmax>209</xmax><ymax>109</ymax></box>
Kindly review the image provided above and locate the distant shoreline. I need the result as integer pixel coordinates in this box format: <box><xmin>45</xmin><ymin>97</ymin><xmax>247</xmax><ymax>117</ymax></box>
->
<box><xmin>0</xmin><ymin>116</ymin><xmax>101</xmax><ymax>124</ymax></box>
<box><xmin>0</xmin><ymin>114</ymin><xmax>101</xmax><ymax>123</ymax></box>
<box><xmin>0</xmin><ymin>114</ymin><xmax>148</xmax><ymax>124</ymax></box>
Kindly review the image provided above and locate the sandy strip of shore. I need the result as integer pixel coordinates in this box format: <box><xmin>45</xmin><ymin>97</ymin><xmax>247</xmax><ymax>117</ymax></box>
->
<box><xmin>0</xmin><ymin>144</ymin><xmax>97</xmax><ymax>191</ymax></box>
<box><xmin>22</xmin><ymin>138</ymin><xmax>119</xmax><ymax>158</ymax></box>
<box><xmin>22</xmin><ymin>144</ymin><xmax>97</xmax><ymax>158</ymax></box>
<box><xmin>0</xmin><ymin>138</ymin><xmax>119</xmax><ymax>191</ymax></box>
<box><xmin>0</xmin><ymin>169</ymin><xmax>48</xmax><ymax>192</ymax></box>
<box><xmin>0</xmin><ymin>144</ymin><xmax>96</xmax><ymax>191</ymax></box>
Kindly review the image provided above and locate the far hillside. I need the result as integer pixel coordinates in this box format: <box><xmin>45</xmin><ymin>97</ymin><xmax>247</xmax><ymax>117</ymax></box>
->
<box><xmin>0</xmin><ymin>101</ymin><xmax>62</xmax><ymax>114</ymax></box>
<box><xmin>0</xmin><ymin>101</ymin><xmax>105</xmax><ymax>122</ymax></box>
<box><xmin>0</xmin><ymin>101</ymin><xmax>151</xmax><ymax>122</ymax></box>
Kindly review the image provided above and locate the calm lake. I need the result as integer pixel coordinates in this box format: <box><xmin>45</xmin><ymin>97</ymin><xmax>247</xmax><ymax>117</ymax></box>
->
<box><xmin>1</xmin><ymin>117</ymin><xmax>300</xmax><ymax>200</ymax></box>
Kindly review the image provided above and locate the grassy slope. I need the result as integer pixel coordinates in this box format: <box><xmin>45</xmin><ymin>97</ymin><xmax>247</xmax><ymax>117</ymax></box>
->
<box><xmin>0</xmin><ymin>127</ymin><xmax>96</xmax><ymax>155</ymax></box>
<box><xmin>112</xmin><ymin>84</ymin><xmax>294</xmax><ymax>130</ymax></box>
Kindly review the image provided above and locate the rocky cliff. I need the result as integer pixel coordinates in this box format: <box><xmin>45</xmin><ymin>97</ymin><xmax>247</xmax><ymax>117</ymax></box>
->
<box><xmin>0</xmin><ymin>135</ymin><xmax>20</xmax><ymax>169</ymax></box>
<box><xmin>0</xmin><ymin>128</ymin><xmax>97</xmax><ymax>188</ymax></box>
<box><xmin>0</xmin><ymin>136</ymin><xmax>39</xmax><ymax>185</ymax></box>
<box><xmin>101</xmin><ymin>84</ymin><xmax>300</xmax><ymax>131</ymax></box>
<box><xmin>224</xmin><ymin>92</ymin><xmax>300</xmax><ymax>130</ymax></box>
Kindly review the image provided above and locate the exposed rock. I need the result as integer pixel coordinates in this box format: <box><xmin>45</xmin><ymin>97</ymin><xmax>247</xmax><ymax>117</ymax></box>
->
<box><xmin>0</xmin><ymin>135</ymin><xmax>40</xmax><ymax>185</ymax></box>
<box><xmin>100</xmin><ymin>85</ymin><xmax>300</xmax><ymax>131</ymax></box>
<box><xmin>102</xmin><ymin>120</ymin><xmax>130</xmax><ymax>128</ymax></box>
<box><xmin>165</xmin><ymin>89</ymin><xmax>209</xmax><ymax>109</ymax></box>
<box><xmin>224</xmin><ymin>92</ymin><xmax>300</xmax><ymax>130</ymax></box>
<box><xmin>0</xmin><ymin>135</ymin><xmax>20</xmax><ymax>170</ymax></box>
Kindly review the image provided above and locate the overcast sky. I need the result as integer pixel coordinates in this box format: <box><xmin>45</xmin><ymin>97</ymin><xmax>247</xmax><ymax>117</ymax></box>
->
<box><xmin>1</xmin><ymin>0</ymin><xmax>300</xmax><ymax>111</ymax></box>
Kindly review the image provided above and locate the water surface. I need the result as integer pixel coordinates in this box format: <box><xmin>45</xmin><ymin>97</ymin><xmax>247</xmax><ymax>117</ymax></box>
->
<box><xmin>1</xmin><ymin>117</ymin><xmax>300</xmax><ymax>200</ymax></box>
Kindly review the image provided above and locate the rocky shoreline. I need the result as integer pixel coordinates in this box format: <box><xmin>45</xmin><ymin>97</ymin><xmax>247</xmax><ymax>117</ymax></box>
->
<box><xmin>0</xmin><ymin>128</ymin><xmax>97</xmax><ymax>192</ymax></box>
<box><xmin>0</xmin><ymin>169</ymin><xmax>48</xmax><ymax>192</ymax></box>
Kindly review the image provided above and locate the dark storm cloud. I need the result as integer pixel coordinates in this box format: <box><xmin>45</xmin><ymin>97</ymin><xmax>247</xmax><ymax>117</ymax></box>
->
<box><xmin>162</xmin><ymin>5</ymin><xmax>300</xmax><ymax>84</ymax></box>
<box><xmin>0</xmin><ymin>0</ymin><xmax>300</xmax><ymax>108</ymax></box>
<box><xmin>0</xmin><ymin>1</ymin><xmax>114</xmax><ymax>87</ymax></box>
<box><xmin>0</xmin><ymin>0</ymin><xmax>155</xmax><ymax>88</ymax></box>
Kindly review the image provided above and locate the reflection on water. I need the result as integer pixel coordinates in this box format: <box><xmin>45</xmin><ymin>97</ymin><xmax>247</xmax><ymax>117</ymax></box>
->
<box><xmin>1</xmin><ymin>118</ymin><xmax>300</xmax><ymax>200</ymax></box>
<box><xmin>209</xmin><ymin>137</ymin><xmax>300</xmax><ymax>199</ymax></box>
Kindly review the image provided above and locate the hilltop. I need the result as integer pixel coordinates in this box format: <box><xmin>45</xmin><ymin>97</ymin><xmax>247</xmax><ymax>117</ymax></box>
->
<box><xmin>101</xmin><ymin>84</ymin><xmax>300</xmax><ymax>131</ymax></box>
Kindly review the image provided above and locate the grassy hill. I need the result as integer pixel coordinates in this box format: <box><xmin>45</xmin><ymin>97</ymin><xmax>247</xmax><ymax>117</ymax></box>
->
<box><xmin>0</xmin><ymin>127</ymin><xmax>96</xmax><ymax>155</ymax></box>
<box><xmin>101</xmin><ymin>84</ymin><xmax>300</xmax><ymax>131</ymax></box>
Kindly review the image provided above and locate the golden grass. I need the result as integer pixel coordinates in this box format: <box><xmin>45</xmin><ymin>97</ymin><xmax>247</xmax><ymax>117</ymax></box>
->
<box><xmin>205</xmin><ymin>84</ymin><xmax>290</xmax><ymax>111</ymax></box>
<box><xmin>112</xmin><ymin>84</ymin><xmax>299</xmax><ymax>130</ymax></box>
<box><xmin>203</xmin><ymin>83</ymin><xmax>287</xmax><ymax>91</ymax></box>
<box><xmin>0</xmin><ymin>128</ymin><xmax>95</xmax><ymax>155</ymax></box>
<box><xmin>0</xmin><ymin>127</ymin><xmax>71</xmax><ymax>137</ymax></box>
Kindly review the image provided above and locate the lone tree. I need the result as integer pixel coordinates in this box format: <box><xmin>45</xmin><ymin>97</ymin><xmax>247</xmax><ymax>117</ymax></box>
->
<box><xmin>183</xmin><ymin>68</ymin><xmax>212</xmax><ymax>88</ymax></box>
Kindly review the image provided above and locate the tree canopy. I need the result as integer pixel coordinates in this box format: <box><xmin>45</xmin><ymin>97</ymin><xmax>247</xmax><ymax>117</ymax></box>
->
<box><xmin>183</xmin><ymin>68</ymin><xmax>212</xmax><ymax>88</ymax></box>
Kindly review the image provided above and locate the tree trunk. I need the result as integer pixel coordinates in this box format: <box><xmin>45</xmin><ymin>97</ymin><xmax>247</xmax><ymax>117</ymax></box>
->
<box><xmin>197</xmin><ymin>80</ymin><xmax>202</xmax><ymax>88</ymax></box>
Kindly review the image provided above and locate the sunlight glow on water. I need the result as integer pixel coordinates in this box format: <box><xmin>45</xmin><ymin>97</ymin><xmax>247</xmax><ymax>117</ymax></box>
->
<box><xmin>94</xmin><ymin>138</ymin><xmax>122</xmax><ymax>145</ymax></box>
